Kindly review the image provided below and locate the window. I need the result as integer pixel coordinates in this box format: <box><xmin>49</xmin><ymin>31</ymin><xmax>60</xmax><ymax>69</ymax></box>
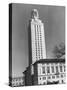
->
<box><xmin>48</xmin><ymin>76</ymin><xmax>51</xmax><ymax>79</ymax></box>
<box><xmin>43</xmin><ymin>77</ymin><xmax>46</xmax><ymax>80</ymax></box>
<box><xmin>19</xmin><ymin>82</ymin><xmax>21</xmax><ymax>86</ymax></box>
<box><xmin>12</xmin><ymin>79</ymin><xmax>14</xmax><ymax>82</ymax></box>
<box><xmin>60</xmin><ymin>66</ymin><xmax>63</xmax><ymax>72</ymax></box>
<box><xmin>62</xmin><ymin>80</ymin><xmax>64</xmax><ymax>83</ymax></box>
<box><xmin>40</xmin><ymin>77</ymin><xmax>41</xmax><ymax>80</ymax></box>
<box><xmin>16</xmin><ymin>83</ymin><xmax>18</xmax><ymax>86</ymax></box>
<box><xmin>16</xmin><ymin>79</ymin><xmax>17</xmax><ymax>81</ymax></box>
<box><xmin>56</xmin><ymin>75</ymin><xmax>59</xmax><ymax>78</ymax></box>
<box><xmin>51</xmin><ymin>66</ymin><xmax>54</xmax><ymax>73</ymax></box>
<box><xmin>47</xmin><ymin>66</ymin><xmax>50</xmax><ymax>73</ymax></box>
<box><xmin>52</xmin><ymin>75</ymin><xmax>55</xmax><ymax>79</ymax></box>
<box><xmin>42</xmin><ymin>67</ymin><xmax>45</xmax><ymax>74</ymax></box>
<box><xmin>64</xmin><ymin>65</ymin><xmax>65</xmax><ymax>72</ymax></box>
<box><xmin>56</xmin><ymin>66</ymin><xmax>59</xmax><ymax>73</ymax></box>
<box><xmin>43</xmin><ymin>82</ymin><xmax>46</xmax><ymax>85</ymax></box>
<box><xmin>61</xmin><ymin>74</ymin><xmax>63</xmax><ymax>78</ymax></box>
<box><xmin>12</xmin><ymin>83</ymin><xmax>15</xmax><ymax>86</ymax></box>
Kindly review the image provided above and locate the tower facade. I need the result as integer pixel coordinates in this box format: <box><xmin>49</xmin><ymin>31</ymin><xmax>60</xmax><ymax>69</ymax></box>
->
<box><xmin>28</xmin><ymin>9</ymin><xmax>46</xmax><ymax>65</ymax></box>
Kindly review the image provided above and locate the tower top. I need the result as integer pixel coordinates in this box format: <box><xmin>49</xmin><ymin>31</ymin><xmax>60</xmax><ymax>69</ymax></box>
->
<box><xmin>31</xmin><ymin>9</ymin><xmax>39</xmax><ymax>19</ymax></box>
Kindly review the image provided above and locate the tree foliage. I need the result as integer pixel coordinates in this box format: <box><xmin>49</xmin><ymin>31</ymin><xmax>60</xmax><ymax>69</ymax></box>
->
<box><xmin>53</xmin><ymin>42</ymin><xmax>65</xmax><ymax>58</ymax></box>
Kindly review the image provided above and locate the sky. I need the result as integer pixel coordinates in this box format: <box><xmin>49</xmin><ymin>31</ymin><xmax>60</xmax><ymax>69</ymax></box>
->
<box><xmin>12</xmin><ymin>3</ymin><xmax>65</xmax><ymax>77</ymax></box>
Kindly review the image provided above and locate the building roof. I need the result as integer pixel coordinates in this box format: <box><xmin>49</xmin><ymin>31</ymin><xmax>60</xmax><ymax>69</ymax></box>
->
<box><xmin>33</xmin><ymin>59</ymin><xmax>65</xmax><ymax>65</ymax></box>
<box><xmin>23</xmin><ymin>58</ymin><xmax>65</xmax><ymax>74</ymax></box>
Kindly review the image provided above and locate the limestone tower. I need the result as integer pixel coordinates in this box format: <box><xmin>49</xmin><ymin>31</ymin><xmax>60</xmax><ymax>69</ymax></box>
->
<box><xmin>28</xmin><ymin>9</ymin><xmax>46</xmax><ymax>65</ymax></box>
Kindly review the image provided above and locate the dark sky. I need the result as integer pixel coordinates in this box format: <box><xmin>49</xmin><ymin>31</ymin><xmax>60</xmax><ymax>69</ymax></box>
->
<box><xmin>12</xmin><ymin>3</ymin><xmax>65</xmax><ymax>77</ymax></box>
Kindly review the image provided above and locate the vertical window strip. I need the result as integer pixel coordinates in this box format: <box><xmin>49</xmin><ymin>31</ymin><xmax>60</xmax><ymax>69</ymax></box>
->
<box><xmin>39</xmin><ymin>25</ymin><xmax>43</xmax><ymax>58</ymax></box>
<box><xmin>38</xmin><ymin>25</ymin><xmax>41</xmax><ymax>59</ymax></box>
<box><xmin>37</xmin><ymin>25</ymin><xmax>40</xmax><ymax>60</ymax></box>
<box><xmin>35</xmin><ymin>24</ymin><xmax>37</xmax><ymax>60</ymax></box>
<box><xmin>36</xmin><ymin>24</ymin><xmax>38</xmax><ymax>60</ymax></box>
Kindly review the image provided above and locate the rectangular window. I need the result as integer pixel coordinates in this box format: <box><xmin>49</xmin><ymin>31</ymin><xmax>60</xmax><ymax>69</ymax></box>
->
<box><xmin>52</xmin><ymin>75</ymin><xmax>55</xmax><ymax>79</ymax></box>
<box><xmin>60</xmin><ymin>66</ymin><xmax>63</xmax><ymax>72</ymax></box>
<box><xmin>42</xmin><ymin>67</ymin><xmax>45</xmax><ymax>74</ymax></box>
<box><xmin>47</xmin><ymin>66</ymin><xmax>50</xmax><ymax>73</ymax></box>
<box><xmin>64</xmin><ymin>65</ymin><xmax>65</xmax><ymax>72</ymax></box>
<box><xmin>56</xmin><ymin>75</ymin><xmax>59</xmax><ymax>78</ymax></box>
<box><xmin>51</xmin><ymin>66</ymin><xmax>54</xmax><ymax>73</ymax></box>
<box><xmin>48</xmin><ymin>76</ymin><xmax>51</xmax><ymax>79</ymax></box>
<box><xmin>61</xmin><ymin>74</ymin><xmax>63</xmax><ymax>78</ymax></box>
<box><xmin>43</xmin><ymin>77</ymin><xmax>46</xmax><ymax>80</ymax></box>
<box><xmin>56</xmin><ymin>66</ymin><xmax>59</xmax><ymax>73</ymax></box>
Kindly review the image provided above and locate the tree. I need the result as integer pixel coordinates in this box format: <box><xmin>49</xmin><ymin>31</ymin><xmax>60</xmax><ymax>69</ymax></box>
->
<box><xmin>53</xmin><ymin>42</ymin><xmax>65</xmax><ymax>58</ymax></box>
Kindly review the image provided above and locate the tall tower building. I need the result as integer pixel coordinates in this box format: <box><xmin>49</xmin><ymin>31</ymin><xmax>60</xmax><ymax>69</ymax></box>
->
<box><xmin>24</xmin><ymin>9</ymin><xmax>65</xmax><ymax>86</ymax></box>
<box><xmin>28</xmin><ymin>9</ymin><xmax>46</xmax><ymax>65</ymax></box>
